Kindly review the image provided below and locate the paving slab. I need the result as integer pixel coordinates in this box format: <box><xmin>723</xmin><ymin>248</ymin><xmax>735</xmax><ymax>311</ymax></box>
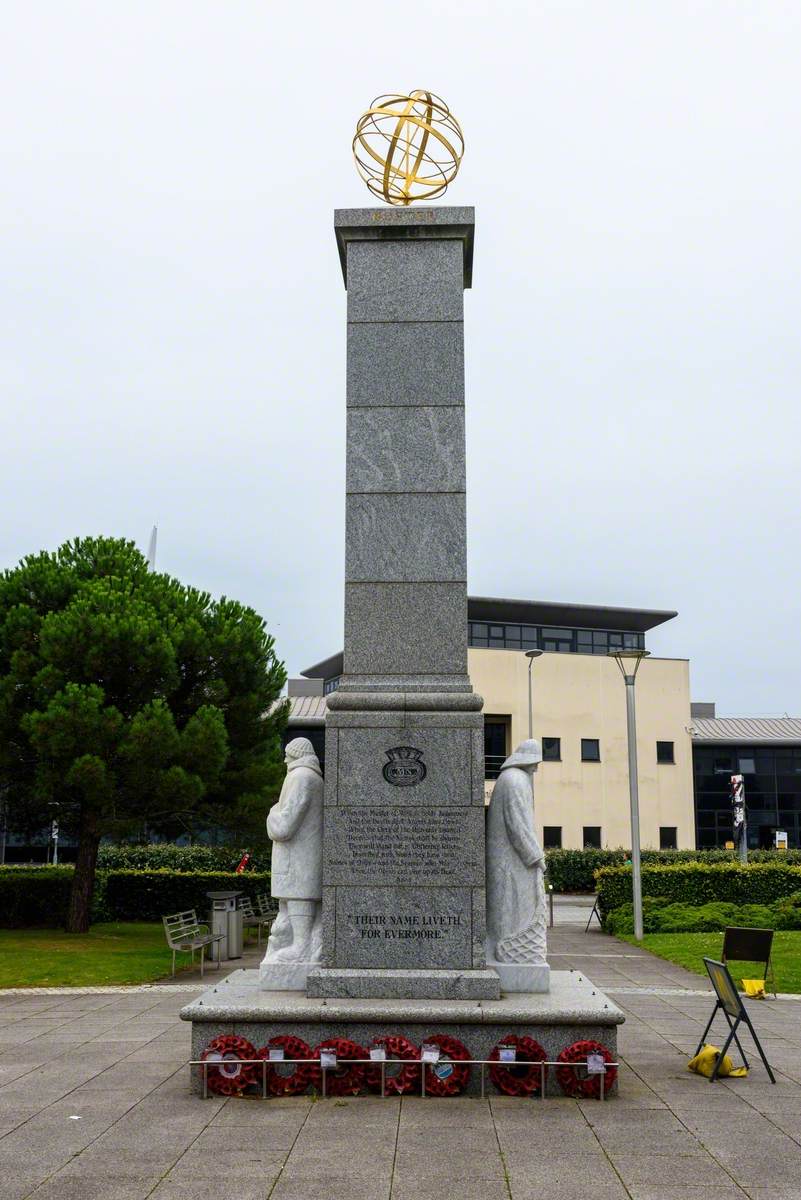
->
<box><xmin>1</xmin><ymin>918</ymin><xmax>800</xmax><ymax>1198</ymax></box>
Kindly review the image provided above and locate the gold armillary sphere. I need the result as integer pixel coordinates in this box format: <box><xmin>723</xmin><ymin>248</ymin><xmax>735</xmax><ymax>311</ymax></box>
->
<box><xmin>353</xmin><ymin>91</ymin><xmax>464</xmax><ymax>206</ymax></box>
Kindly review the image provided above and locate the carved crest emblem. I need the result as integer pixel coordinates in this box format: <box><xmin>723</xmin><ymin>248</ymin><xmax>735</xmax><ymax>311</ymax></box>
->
<box><xmin>382</xmin><ymin>746</ymin><xmax>427</xmax><ymax>787</ymax></box>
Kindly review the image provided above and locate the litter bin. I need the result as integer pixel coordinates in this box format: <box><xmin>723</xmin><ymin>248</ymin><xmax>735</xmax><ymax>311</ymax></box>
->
<box><xmin>206</xmin><ymin>890</ymin><xmax>243</xmax><ymax>962</ymax></box>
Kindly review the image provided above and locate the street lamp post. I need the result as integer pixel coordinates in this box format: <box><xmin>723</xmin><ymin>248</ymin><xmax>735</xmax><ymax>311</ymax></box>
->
<box><xmin>525</xmin><ymin>649</ymin><xmax>543</xmax><ymax>739</ymax></box>
<box><xmin>609</xmin><ymin>648</ymin><xmax>650</xmax><ymax>941</ymax></box>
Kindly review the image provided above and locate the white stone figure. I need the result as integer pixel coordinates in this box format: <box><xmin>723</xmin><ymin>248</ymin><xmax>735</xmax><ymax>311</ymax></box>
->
<box><xmin>485</xmin><ymin>739</ymin><xmax>550</xmax><ymax>993</ymax></box>
<box><xmin>259</xmin><ymin>737</ymin><xmax>323</xmax><ymax>990</ymax></box>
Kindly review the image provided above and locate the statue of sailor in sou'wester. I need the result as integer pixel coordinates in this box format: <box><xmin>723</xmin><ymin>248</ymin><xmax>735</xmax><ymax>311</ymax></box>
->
<box><xmin>486</xmin><ymin>739</ymin><xmax>548</xmax><ymax>969</ymax></box>
<box><xmin>261</xmin><ymin>737</ymin><xmax>323</xmax><ymax>979</ymax></box>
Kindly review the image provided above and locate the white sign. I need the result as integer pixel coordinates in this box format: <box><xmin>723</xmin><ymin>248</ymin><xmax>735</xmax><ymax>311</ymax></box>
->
<box><xmin>499</xmin><ymin>1046</ymin><xmax>516</xmax><ymax>1063</ymax></box>
<box><xmin>776</xmin><ymin>830</ymin><xmax>788</xmax><ymax>850</ymax></box>
<box><xmin>268</xmin><ymin>1047</ymin><xmax>285</xmax><ymax>1062</ymax></box>
<box><xmin>369</xmin><ymin>1047</ymin><xmax>386</xmax><ymax>1062</ymax></box>
<box><xmin>421</xmin><ymin>1044</ymin><xmax>440</xmax><ymax>1063</ymax></box>
<box><xmin>320</xmin><ymin>1050</ymin><xmax>338</xmax><ymax>1070</ymax></box>
<box><xmin>586</xmin><ymin>1053</ymin><xmax>606</xmax><ymax>1075</ymax></box>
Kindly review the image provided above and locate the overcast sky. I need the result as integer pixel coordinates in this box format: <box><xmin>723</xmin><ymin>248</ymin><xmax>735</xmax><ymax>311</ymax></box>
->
<box><xmin>2</xmin><ymin>1</ymin><xmax>800</xmax><ymax>715</ymax></box>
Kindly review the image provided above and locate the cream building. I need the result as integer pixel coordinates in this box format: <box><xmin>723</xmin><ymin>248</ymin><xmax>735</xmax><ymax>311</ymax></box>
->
<box><xmin>285</xmin><ymin>597</ymin><xmax>696</xmax><ymax>852</ymax></box>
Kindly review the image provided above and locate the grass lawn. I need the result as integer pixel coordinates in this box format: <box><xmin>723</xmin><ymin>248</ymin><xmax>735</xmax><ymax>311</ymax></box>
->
<box><xmin>623</xmin><ymin>930</ymin><xmax>801</xmax><ymax>994</ymax></box>
<box><xmin>0</xmin><ymin>922</ymin><xmax>180</xmax><ymax>988</ymax></box>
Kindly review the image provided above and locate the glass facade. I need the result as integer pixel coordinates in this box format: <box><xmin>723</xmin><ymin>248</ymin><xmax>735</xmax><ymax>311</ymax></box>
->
<box><xmin>468</xmin><ymin>622</ymin><xmax>645</xmax><ymax>655</ymax></box>
<box><xmin>693</xmin><ymin>744</ymin><xmax>801</xmax><ymax>849</ymax></box>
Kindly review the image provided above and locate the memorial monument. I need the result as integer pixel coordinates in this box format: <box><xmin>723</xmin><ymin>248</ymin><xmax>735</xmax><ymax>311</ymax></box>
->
<box><xmin>182</xmin><ymin>91</ymin><xmax>623</xmax><ymax>1093</ymax></box>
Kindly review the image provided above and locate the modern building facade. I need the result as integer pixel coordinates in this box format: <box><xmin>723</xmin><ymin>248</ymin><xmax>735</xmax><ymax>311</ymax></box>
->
<box><xmin>287</xmin><ymin>597</ymin><xmax>698</xmax><ymax>851</ymax></box>
<box><xmin>690</xmin><ymin>711</ymin><xmax>801</xmax><ymax>850</ymax></box>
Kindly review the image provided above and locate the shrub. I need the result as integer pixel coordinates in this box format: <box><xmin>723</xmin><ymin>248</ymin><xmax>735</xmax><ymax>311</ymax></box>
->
<box><xmin>0</xmin><ymin>866</ymin><xmax>74</xmax><ymax>927</ymax></box>
<box><xmin>605</xmin><ymin>899</ymin><xmax>786</xmax><ymax>935</ymax></box>
<box><xmin>96</xmin><ymin>844</ymin><xmax>271</xmax><ymax>873</ymax></box>
<box><xmin>596</xmin><ymin>862</ymin><xmax>801</xmax><ymax>919</ymax></box>
<box><xmin>545</xmin><ymin>848</ymin><xmax>801</xmax><ymax>894</ymax></box>
<box><xmin>771</xmin><ymin>891</ymin><xmax>801</xmax><ymax>931</ymax></box>
<box><xmin>0</xmin><ymin>866</ymin><xmax>271</xmax><ymax>927</ymax></box>
<box><xmin>100</xmin><ymin>870</ymin><xmax>271</xmax><ymax>922</ymax></box>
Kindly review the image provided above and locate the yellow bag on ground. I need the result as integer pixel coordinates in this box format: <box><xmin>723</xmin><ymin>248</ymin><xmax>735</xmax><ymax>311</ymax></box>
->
<box><xmin>688</xmin><ymin>1044</ymin><xmax>748</xmax><ymax>1078</ymax></box>
<box><xmin>742</xmin><ymin>979</ymin><xmax>766</xmax><ymax>999</ymax></box>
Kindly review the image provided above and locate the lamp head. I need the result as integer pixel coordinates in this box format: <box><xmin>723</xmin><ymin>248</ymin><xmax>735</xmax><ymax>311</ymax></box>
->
<box><xmin>608</xmin><ymin>648</ymin><xmax>650</xmax><ymax>680</ymax></box>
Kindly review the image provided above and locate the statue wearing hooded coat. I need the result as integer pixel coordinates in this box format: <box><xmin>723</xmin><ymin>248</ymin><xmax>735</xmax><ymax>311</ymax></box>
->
<box><xmin>263</xmin><ymin>737</ymin><xmax>323</xmax><ymax>968</ymax></box>
<box><xmin>486</xmin><ymin>739</ymin><xmax>547</xmax><ymax>964</ymax></box>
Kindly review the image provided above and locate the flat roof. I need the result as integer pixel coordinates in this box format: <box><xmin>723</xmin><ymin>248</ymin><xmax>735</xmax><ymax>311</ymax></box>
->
<box><xmin>468</xmin><ymin>596</ymin><xmax>677</xmax><ymax>633</ymax></box>
<box><xmin>301</xmin><ymin>596</ymin><xmax>677</xmax><ymax>678</ymax></box>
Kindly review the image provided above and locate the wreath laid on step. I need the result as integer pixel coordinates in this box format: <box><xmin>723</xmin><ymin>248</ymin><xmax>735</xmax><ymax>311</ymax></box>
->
<box><xmin>488</xmin><ymin>1035</ymin><xmax>548</xmax><ymax>1097</ymax></box>
<box><xmin>200</xmin><ymin>1035</ymin><xmax>258</xmax><ymax>1096</ymax></box>
<box><xmin>258</xmin><ymin>1035</ymin><xmax>316</xmax><ymax>1097</ymax></box>
<box><xmin>308</xmin><ymin>1038</ymin><xmax>368</xmax><ymax>1096</ymax></box>
<box><xmin>421</xmin><ymin>1033</ymin><xmax>472</xmax><ymax>1097</ymax></box>
<box><xmin>364</xmin><ymin>1035</ymin><xmax>421</xmax><ymax>1095</ymax></box>
<box><xmin>556</xmin><ymin>1039</ymin><xmax>617</xmax><ymax>1099</ymax></box>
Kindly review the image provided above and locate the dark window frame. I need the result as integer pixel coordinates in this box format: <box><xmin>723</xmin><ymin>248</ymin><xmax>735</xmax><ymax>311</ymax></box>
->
<box><xmin>581</xmin><ymin>738</ymin><xmax>601</xmax><ymax>763</ymax></box>
<box><xmin>659</xmin><ymin>826</ymin><xmax>678</xmax><ymax>850</ymax></box>
<box><xmin>467</xmin><ymin>622</ymin><xmax>645</xmax><ymax>655</ymax></box>
<box><xmin>542</xmin><ymin>737</ymin><xmax>561</xmax><ymax>762</ymax></box>
<box><xmin>542</xmin><ymin>826</ymin><xmax>562</xmax><ymax>849</ymax></box>
<box><xmin>657</xmin><ymin>740</ymin><xmax>675</xmax><ymax>764</ymax></box>
<box><xmin>582</xmin><ymin>825</ymin><xmax>602</xmax><ymax>848</ymax></box>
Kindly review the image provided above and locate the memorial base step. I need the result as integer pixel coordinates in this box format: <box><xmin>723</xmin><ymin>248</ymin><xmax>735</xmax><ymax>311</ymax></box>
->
<box><xmin>181</xmin><ymin>968</ymin><xmax>624</xmax><ymax>1097</ymax></box>
<box><xmin>306</xmin><ymin>967</ymin><xmax>501</xmax><ymax>1000</ymax></box>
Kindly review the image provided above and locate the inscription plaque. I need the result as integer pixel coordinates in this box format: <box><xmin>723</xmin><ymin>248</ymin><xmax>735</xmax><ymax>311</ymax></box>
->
<box><xmin>335</xmin><ymin>886</ymin><xmax>474</xmax><ymax>968</ymax></box>
<box><xmin>325</xmin><ymin>806</ymin><xmax>484</xmax><ymax>886</ymax></box>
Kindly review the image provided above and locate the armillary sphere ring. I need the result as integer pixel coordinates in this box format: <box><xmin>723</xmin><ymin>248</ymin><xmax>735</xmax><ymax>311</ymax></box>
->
<box><xmin>352</xmin><ymin>90</ymin><xmax>464</xmax><ymax>206</ymax></box>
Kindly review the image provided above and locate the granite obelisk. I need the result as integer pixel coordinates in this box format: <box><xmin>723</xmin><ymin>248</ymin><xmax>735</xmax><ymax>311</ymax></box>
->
<box><xmin>307</xmin><ymin>207</ymin><xmax>500</xmax><ymax>1001</ymax></box>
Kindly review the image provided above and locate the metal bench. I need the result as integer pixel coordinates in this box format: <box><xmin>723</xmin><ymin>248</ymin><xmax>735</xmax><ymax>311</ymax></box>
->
<box><xmin>162</xmin><ymin>910</ymin><xmax>224</xmax><ymax>978</ymax></box>
<box><xmin>256</xmin><ymin>893</ymin><xmax>278</xmax><ymax>921</ymax></box>
<box><xmin>238</xmin><ymin>896</ymin><xmax>273</xmax><ymax>946</ymax></box>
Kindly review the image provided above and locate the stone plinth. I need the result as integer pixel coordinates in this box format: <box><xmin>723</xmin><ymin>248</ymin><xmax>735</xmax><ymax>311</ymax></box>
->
<box><xmin>319</xmin><ymin>207</ymin><xmax>495</xmax><ymax>1001</ymax></box>
<box><xmin>181</xmin><ymin>969</ymin><xmax>623</xmax><ymax>1097</ymax></box>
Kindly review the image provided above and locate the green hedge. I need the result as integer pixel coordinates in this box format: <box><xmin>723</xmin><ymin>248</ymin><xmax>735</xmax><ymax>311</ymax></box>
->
<box><xmin>545</xmin><ymin>848</ymin><xmax>801</xmax><ymax>893</ymax></box>
<box><xmin>0</xmin><ymin>866</ymin><xmax>75</xmax><ymax>927</ymax></box>
<box><xmin>596</xmin><ymin>862</ymin><xmax>801</xmax><ymax>920</ymax></box>
<box><xmin>96</xmin><ymin>844</ymin><xmax>271</xmax><ymax>872</ymax></box>
<box><xmin>0</xmin><ymin>866</ymin><xmax>271</xmax><ymax>927</ymax></box>
<box><xmin>98</xmin><ymin>869</ymin><xmax>271</xmax><ymax>922</ymax></box>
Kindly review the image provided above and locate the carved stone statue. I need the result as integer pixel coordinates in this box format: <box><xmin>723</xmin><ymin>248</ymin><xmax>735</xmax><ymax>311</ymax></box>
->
<box><xmin>485</xmin><ymin>739</ymin><xmax>550</xmax><ymax>993</ymax></box>
<box><xmin>259</xmin><ymin>737</ymin><xmax>323</xmax><ymax>990</ymax></box>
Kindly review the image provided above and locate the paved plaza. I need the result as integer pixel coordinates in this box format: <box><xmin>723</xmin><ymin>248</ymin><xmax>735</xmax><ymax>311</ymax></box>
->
<box><xmin>1</xmin><ymin>901</ymin><xmax>800</xmax><ymax>1200</ymax></box>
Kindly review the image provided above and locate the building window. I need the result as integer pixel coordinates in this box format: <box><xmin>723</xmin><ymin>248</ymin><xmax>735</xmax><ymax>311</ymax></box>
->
<box><xmin>581</xmin><ymin>738</ymin><xmax>601</xmax><ymax>762</ymax></box>
<box><xmin>467</xmin><ymin>622</ymin><xmax>644</xmax><ymax>655</ymax></box>
<box><xmin>542</xmin><ymin>737</ymin><xmax>561</xmax><ymax>762</ymax></box>
<box><xmin>543</xmin><ymin>826</ymin><xmax>562</xmax><ymax>849</ymax></box>
<box><xmin>583</xmin><ymin>826</ymin><xmax>602</xmax><ymax>848</ymax></box>
<box><xmin>659</xmin><ymin>826</ymin><xmax>678</xmax><ymax>850</ymax></box>
<box><xmin>656</xmin><ymin>741</ymin><xmax>675</xmax><ymax>764</ymax></box>
<box><xmin>484</xmin><ymin>718</ymin><xmax>508</xmax><ymax>780</ymax></box>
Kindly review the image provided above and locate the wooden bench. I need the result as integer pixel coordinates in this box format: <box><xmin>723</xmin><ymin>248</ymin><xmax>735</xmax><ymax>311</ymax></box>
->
<box><xmin>162</xmin><ymin>910</ymin><xmax>224</xmax><ymax>978</ymax></box>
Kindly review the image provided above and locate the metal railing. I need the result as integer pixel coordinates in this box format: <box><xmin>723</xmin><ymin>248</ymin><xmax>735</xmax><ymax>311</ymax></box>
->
<box><xmin>190</xmin><ymin>1056</ymin><xmax>618</xmax><ymax>1101</ymax></box>
<box><xmin>484</xmin><ymin>754</ymin><xmax>506</xmax><ymax>780</ymax></box>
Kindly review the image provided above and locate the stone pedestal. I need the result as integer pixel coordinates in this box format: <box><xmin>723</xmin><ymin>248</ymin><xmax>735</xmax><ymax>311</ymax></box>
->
<box><xmin>181</xmin><ymin>969</ymin><xmax>624</xmax><ymax>1096</ymax></box>
<box><xmin>317</xmin><ymin>208</ymin><xmax>497</xmax><ymax>1001</ymax></box>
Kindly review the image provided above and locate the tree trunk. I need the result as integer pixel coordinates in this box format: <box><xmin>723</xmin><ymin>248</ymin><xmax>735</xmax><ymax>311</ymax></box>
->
<box><xmin>66</xmin><ymin>810</ymin><xmax>100</xmax><ymax>933</ymax></box>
